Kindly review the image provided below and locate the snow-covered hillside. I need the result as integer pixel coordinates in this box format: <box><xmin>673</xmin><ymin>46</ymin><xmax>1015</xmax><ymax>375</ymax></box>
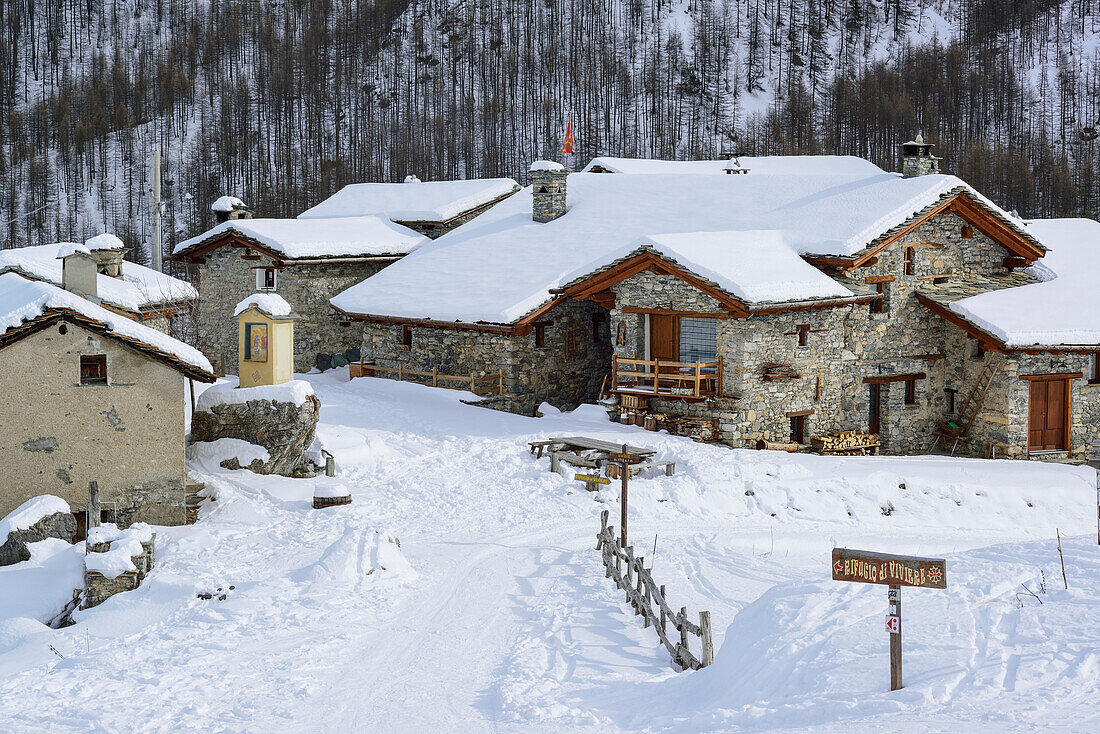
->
<box><xmin>0</xmin><ymin>372</ymin><xmax>1096</xmax><ymax>731</ymax></box>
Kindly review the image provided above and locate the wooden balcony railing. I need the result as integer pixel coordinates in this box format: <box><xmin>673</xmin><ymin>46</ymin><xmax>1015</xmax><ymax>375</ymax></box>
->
<box><xmin>612</xmin><ymin>355</ymin><xmax>722</xmax><ymax>400</ymax></box>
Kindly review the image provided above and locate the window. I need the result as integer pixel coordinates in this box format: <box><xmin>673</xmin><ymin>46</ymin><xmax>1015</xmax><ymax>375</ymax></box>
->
<box><xmin>971</xmin><ymin>340</ymin><xmax>985</xmax><ymax>359</ymax></box>
<box><xmin>789</xmin><ymin>414</ymin><xmax>806</xmax><ymax>444</ymax></box>
<box><xmin>244</xmin><ymin>323</ymin><xmax>268</xmax><ymax>361</ymax></box>
<box><xmin>534</xmin><ymin>323</ymin><xmax>548</xmax><ymax>348</ymax></box>
<box><xmin>903</xmin><ymin>247</ymin><xmax>915</xmax><ymax>276</ymax></box>
<box><xmin>80</xmin><ymin>355</ymin><xmax>107</xmax><ymax>385</ymax></box>
<box><xmin>904</xmin><ymin>379</ymin><xmax>917</xmax><ymax>405</ymax></box>
<box><xmin>591</xmin><ymin>312</ymin><xmax>603</xmax><ymax>344</ymax></box>
<box><xmin>679</xmin><ymin>317</ymin><xmax>717</xmax><ymax>363</ymax></box>
<box><xmin>1090</xmin><ymin>353</ymin><xmax>1100</xmax><ymax>384</ymax></box>
<box><xmin>796</xmin><ymin>324</ymin><xmax>810</xmax><ymax>347</ymax></box>
<box><xmin>933</xmin><ymin>276</ymin><xmax>950</xmax><ymax>285</ymax></box>
<box><xmin>400</xmin><ymin>325</ymin><xmax>412</xmax><ymax>349</ymax></box>
<box><xmin>961</xmin><ymin>225</ymin><xmax>974</xmax><ymax>238</ymax></box>
<box><xmin>256</xmin><ymin>268</ymin><xmax>277</xmax><ymax>290</ymax></box>
<box><xmin>870</xmin><ymin>282</ymin><xmax>889</xmax><ymax>314</ymax></box>
<box><xmin>945</xmin><ymin>388</ymin><xmax>957</xmax><ymax>413</ymax></box>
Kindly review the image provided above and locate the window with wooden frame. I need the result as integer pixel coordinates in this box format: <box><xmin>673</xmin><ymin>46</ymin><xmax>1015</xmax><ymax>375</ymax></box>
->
<box><xmin>591</xmin><ymin>312</ymin><xmax>603</xmax><ymax>344</ymax></box>
<box><xmin>255</xmin><ymin>267</ymin><xmax>277</xmax><ymax>290</ymax></box>
<box><xmin>945</xmin><ymin>387</ymin><xmax>958</xmax><ymax>413</ymax></box>
<box><xmin>534</xmin><ymin>323</ymin><xmax>548</xmax><ymax>348</ymax></box>
<box><xmin>961</xmin><ymin>225</ymin><xmax>974</xmax><ymax>238</ymax></box>
<box><xmin>870</xmin><ymin>282</ymin><xmax>888</xmax><ymax>314</ymax></box>
<box><xmin>787</xmin><ymin>411</ymin><xmax>812</xmax><ymax>444</ymax></box>
<box><xmin>971</xmin><ymin>339</ymin><xmax>985</xmax><ymax>359</ymax></box>
<box><xmin>80</xmin><ymin>354</ymin><xmax>107</xmax><ymax>385</ymax></box>
<box><xmin>903</xmin><ymin>247</ymin><xmax>915</xmax><ymax>276</ymax></box>
<box><xmin>904</xmin><ymin>378</ymin><xmax>917</xmax><ymax>405</ymax></box>
<box><xmin>1089</xmin><ymin>353</ymin><xmax>1100</xmax><ymax>384</ymax></box>
<box><xmin>399</xmin><ymin>325</ymin><xmax>412</xmax><ymax>349</ymax></box>
<box><xmin>796</xmin><ymin>324</ymin><xmax>810</xmax><ymax>347</ymax></box>
<box><xmin>678</xmin><ymin>317</ymin><xmax>717</xmax><ymax>363</ymax></box>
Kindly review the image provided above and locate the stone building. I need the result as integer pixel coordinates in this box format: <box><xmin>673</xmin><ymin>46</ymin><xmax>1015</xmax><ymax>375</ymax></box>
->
<box><xmin>330</xmin><ymin>147</ymin><xmax>1100</xmax><ymax>461</ymax></box>
<box><xmin>0</xmin><ymin>234</ymin><xmax>199</xmax><ymax>334</ymax></box>
<box><xmin>0</xmin><ymin>270</ymin><xmax>215</xmax><ymax>526</ymax></box>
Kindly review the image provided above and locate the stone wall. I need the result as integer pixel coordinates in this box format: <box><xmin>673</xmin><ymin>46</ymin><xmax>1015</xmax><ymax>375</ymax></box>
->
<box><xmin>603</xmin><ymin>211</ymin><xmax>1039</xmax><ymax>454</ymax></box>
<box><xmin>192</xmin><ymin>245</ymin><xmax>391</xmax><ymax>373</ymax></box>
<box><xmin>0</xmin><ymin>322</ymin><xmax>187</xmax><ymax>524</ymax></box>
<box><xmin>358</xmin><ymin>298</ymin><xmax>610</xmax><ymax>415</ymax></box>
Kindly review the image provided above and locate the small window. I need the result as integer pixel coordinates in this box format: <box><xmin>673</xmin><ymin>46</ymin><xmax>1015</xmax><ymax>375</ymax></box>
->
<box><xmin>961</xmin><ymin>225</ymin><xmax>974</xmax><ymax>238</ymax></box>
<box><xmin>870</xmin><ymin>282</ymin><xmax>888</xmax><ymax>314</ymax></box>
<box><xmin>534</xmin><ymin>323</ymin><xmax>548</xmax><ymax>348</ymax></box>
<box><xmin>789</xmin><ymin>414</ymin><xmax>806</xmax><ymax>444</ymax></box>
<box><xmin>971</xmin><ymin>340</ymin><xmax>985</xmax><ymax>359</ymax></box>
<box><xmin>1090</xmin><ymin>353</ymin><xmax>1100</xmax><ymax>384</ymax></box>
<box><xmin>933</xmin><ymin>276</ymin><xmax>950</xmax><ymax>285</ymax></box>
<box><xmin>796</xmin><ymin>324</ymin><xmax>810</xmax><ymax>347</ymax></box>
<box><xmin>904</xmin><ymin>379</ymin><xmax>917</xmax><ymax>405</ymax></box>
<box><xmin>903</xmin><ymin>247</ymin><xmax>915</xmax><ymax>276</ymax></box>
<box><xmin>591</xmin><ymin>312</ymin><xmax>603</xmax><ymax>344</ymax></box>
<box><xmin>401</xmin><ymin>325</ymin><xmax>412</xmax><ymax>349</ymax></box>
<box><xmin>80</xmin><ymin>355</ymin><xmax>107</xmax><ymax>385</ymax></box>
<box><xmin>256</xmin><ymin>268</ymin><xmax>277</xmax><ymax>290</ymax></box>
<box><xmin>945</xmin><ymin>387</ymin><xmax>957</xmax><ymax>413</ymax></box>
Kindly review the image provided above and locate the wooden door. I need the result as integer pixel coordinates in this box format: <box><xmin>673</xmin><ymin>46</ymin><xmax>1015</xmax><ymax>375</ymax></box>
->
<box><xmin>649</xmin><ymin>315</ymin><xmax>679</xmax><ymax>362</ymax></box>
<box><xmin>1028</xmin><ymin>379</ymin><xmax>1069</xmax><ymax>451</ymax></box>
<box><xmin>868</xmin><ymin>384</ymin><xmax>881</xmax><ymax>435</ymax></box>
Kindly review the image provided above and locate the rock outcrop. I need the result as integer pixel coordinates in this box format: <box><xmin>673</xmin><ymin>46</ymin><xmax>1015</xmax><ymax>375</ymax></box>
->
<box><xmin>0</xmin><ymin>499</ymin><xmax>77</xmax><ymax>566</ymax></box>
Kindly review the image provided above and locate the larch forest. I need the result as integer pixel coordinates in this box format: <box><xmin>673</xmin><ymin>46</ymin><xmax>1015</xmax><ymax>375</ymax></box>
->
<box><xmin>3</xmin><ymin>0</ymin><xmax>1100</xmax><ymax>262</ymax></box>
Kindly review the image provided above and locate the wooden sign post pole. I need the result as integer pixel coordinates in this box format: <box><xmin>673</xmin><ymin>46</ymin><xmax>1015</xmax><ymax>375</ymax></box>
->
<box><xmin>620</xmin><ymin>443</ymin><xmax>629</xmax><ymax>548</ymax></box>
<box><xmin>889</xmin><ymin>585</ymin><xmax>902</xmax><ymax>691</ymax></box>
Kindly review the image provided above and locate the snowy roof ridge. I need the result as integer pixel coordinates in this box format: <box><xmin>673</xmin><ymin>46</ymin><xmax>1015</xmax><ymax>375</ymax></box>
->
<box><xmin>0</xmin><ymin>244</ymin><xmax>198</xmax><ymax>312</ymax></box>
<box><xmin>173</xmin><ymin>216</ymin><xmax>427</xmax><ymax>260</ymax></box>
<box><xmin>297</xmin><ymin>177</ymin><xmax>521</xmax><ymax>223</ymax></box>
<box><xmin>234</xmin><ymin>293</ymin><xmax>294</xmax><ymax>317</ymax></box>
<box><xmin>0</xmin><ymin>272</ymin><xmax>214</xmax><ymax>379</ymax></box>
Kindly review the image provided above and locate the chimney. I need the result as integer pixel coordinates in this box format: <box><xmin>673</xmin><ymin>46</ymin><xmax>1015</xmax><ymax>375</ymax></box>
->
<box><xmin>211</xmin><ymin>195</ymin><xmax>253</xmax><ymax>224</ymax></box>
<box><xmin>57</xmin><ymin>243</ymin><xmax>99</xmax><ymax>301</ymax></box>
<box><xmin>901</xmin><ymin>133</ymin><xmax>942</xmax><ymax>178</ymax></box>
<box><xmin>529</xmin><ymin>160</ymin><xmax>568</xmax><ymax>223</ymax></box>
<box><xmin>84</xmin><ymin>233</ymin><xmax>128</xmax><ymax>279</ymax></box>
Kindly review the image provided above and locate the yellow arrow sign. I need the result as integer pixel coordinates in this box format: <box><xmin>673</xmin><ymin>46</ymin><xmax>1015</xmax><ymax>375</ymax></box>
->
<box><xmin>574</xmin><ymin>474</ymin><xmax>610</xmax><ymax>485</ymax></box>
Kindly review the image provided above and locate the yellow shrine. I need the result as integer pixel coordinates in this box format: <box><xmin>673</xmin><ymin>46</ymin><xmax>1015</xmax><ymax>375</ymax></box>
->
<box><xmin>235</xmin><ymin>293</ymin><xmax>295</xmax><ymax>388</ymax></box>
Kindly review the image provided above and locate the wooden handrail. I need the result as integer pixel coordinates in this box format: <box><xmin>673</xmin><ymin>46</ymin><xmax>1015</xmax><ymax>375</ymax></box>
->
<box><xmin>612</xmin><ymin>355</ymin><xmax>722</xmax><ymax>398</ymax></box>
<box><xmin>351</xmin><ymin>362</ymin><xmax>504</xmax><ymax>395</ymax></box>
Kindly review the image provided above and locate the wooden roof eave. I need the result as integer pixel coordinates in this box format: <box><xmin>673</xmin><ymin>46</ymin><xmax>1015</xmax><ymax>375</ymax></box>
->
<box><xmin>330</xmin><ymin>304</ymin><xmax>517</xmax><ymax>335</ymax></box>
<box><xmin>168</xmin><ymin>231</ymin><xmax>411</xmax><ymax>265</ymax></box>
<box><xmin>803</xmin><ymin>191</ymin><xmax>1046</xmax><ymax>271</ymax></box>
<box><xmin>0</xmin><ymin>309</ymin><xmax>217</xmax><ymax>382</ymax></box>
<box><xmin>746</xmin><ymin>293</ymin><xmax>879</xmax><ymax>316</ymax></box>
<box><xmin>913</xmin><ymin>292</ymin><xmax>1009</xmax><ymax>353</ymax></box>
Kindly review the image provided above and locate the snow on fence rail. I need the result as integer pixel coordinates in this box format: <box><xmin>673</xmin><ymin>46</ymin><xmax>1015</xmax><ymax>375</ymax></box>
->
<box><xmin>595</xmin><ymin>509</ymin><xmax>714</xmax><ymax>670</ymax></box>
<box><xmin>349</xmin><ymin>361</ymin><xmax>504</xmax><ymax>395</ymax></box>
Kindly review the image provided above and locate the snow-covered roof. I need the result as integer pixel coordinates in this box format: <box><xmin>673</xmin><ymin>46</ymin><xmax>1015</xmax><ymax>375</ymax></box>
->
<box><xmin>234</xmin><ymin>293</ymin><xmax>293</xmax><ymax>317</ymax></box>
<box><xmin>948</xmin><ymin>218</ymin><xmax>1100</xmax><ymax>347</ymax></box>
<box><xmin>0</xmin><ymin>272</ymin><xmax>214</xmax><ymax>377</ymax></box>
<box><xmin>330</xmin><ymin>169</ymin><xmax>1026</xmax><ymax>324</ymax></box>
<box><xmin>560</xmin><ymin>232</ymin><xmax>854</xmax><ymax>305</ymax></box>
<box><xmin>296</xmin><ymin>178</ymin><xmax>521</xmax><ymax>222</ymax></box>
<box><xmin>581</xmin><ymin>155</ymin><xmax>886</xmax><ymax>176</ymax></box>
<box><xmin>84</xmin><ymin>233</ymin><xmax>126</xmax><ymax>251</ymax></box>
<box><xmin>212</xmin><ymin>195</ymin><xmax>247</xmax><ymax>213</ymax></box>
<box><xmin>173</xmin><ymin>216</ymin><xmax>427</xmax><ymax>260</ymax></box>
<box><xmin>530</xmin><ymin>160</ymin><xmax>566</xmax><ymax>172</ymax></box>
<box><xmin>0</xmin><ymin>243</ymin><xmax>198</xmax><ymax>311</ymax></box>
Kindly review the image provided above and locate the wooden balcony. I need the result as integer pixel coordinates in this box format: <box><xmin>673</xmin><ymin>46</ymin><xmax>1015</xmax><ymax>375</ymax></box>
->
<box><xmin>612</xmin><ymin>355</ymin><xmax>722</xmax><ymax>400</ymax></box>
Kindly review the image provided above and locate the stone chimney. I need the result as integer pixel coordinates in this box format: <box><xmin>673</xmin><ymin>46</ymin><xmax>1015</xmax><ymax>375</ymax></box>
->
<box><xmin>57</xmin><ymin>243</ymin><xmax>99</xmax><ymax>301</ymax></box>
<box><xmin>901</xmin><ymin>133</ymin><xmax>942</xmax><ymax>178</ymax></box>
<box><xmin>529</xmin><ymin>160</ymin><xmax>568</xmax><ymax>223</ymax></box>
<box><xmin>84</xmin><ymin>233</ymin><xmax>128</xmax><ymax>279</ymax></box>
<box><xmin>211</xmin><ymin>196</ymin><xmax>253</xmax><ymax>224</ymax></box>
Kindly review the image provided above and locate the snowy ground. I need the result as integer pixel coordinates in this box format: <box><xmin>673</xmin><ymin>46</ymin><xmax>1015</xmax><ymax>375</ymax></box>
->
<box><xmin>0</xmin><ymin>372</ymin><xmax>1098</xmax><ymax>732</ymax></box>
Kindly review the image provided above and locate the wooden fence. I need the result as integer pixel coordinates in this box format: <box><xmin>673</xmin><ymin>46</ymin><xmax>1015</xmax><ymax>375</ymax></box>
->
<box><xmin>612</xmin><ymin>355</ymin><xmax>722</xmax><ymax>398</ymax></box>
<box><xmin>595</xmin><ymin>510</ymin><xmax>714</xmax><ymax>670</ymax></box>
<box><xmin>349</xmin><ymin>361</ymin><xmax>504</xmax><ymax>395</ymax></box>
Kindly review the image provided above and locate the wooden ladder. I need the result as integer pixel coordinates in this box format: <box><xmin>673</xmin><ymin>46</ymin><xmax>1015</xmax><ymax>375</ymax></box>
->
<box><xmin>955</xmin><ymin>360</ymin><xmax>1002</xmax><ymax>434</ymax></box>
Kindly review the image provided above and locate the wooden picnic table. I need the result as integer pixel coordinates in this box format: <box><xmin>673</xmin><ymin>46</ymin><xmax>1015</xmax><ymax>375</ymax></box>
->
<box><xmin>528</xmin><ymin>436</ymin><xmax>658</xmax><ymax>459</ymax></box>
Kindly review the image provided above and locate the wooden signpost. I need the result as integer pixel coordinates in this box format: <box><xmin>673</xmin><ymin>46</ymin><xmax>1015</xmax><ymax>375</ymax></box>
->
<box><xmin>831</xmin><ymin>547</ymin><xmax>948</xmax><ymax>691</ymax></box>
<box><xmin>612</xmin><ymin>444</ymin><xmax>644</xmax><ymax>547</ymax></box>
<box><xmin>574</xmin><ymin>473</ymin><xmax>610</xmax><ymax>492</ymax></box>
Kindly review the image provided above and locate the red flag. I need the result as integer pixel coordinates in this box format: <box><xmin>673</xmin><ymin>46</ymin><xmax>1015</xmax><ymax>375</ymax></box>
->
<box><xmin>561</xmin><ymin>115</ymin><xmax>574</xmax><ymax>155</ymax></box>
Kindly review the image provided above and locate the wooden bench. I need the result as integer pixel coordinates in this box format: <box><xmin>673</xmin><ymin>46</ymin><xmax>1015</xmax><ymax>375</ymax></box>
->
<box><xmin>549</xmin><ymin>451</ymin><xmax>604</xmax><ymax>473</ymax></box>
<box><xmin>528</xmin><ymin>440</ymin><xmax>566</xmax><ymax>459</ymax></box>
<box><xmin>606</xmin><ymin>460</ymin><xmax>676</xmax><ymax>479</ymax></box>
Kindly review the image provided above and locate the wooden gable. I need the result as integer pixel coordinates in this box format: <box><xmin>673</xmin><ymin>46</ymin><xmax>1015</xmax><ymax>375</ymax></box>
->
<box><xmin>168</xmin><ymin>231</ymin><xmax>287</xmax><ymax>266</ymax></box>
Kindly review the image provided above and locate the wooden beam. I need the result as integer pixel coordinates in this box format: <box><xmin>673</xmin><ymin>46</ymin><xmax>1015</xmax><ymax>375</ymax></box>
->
<box><xmin>621</xmin><ymin>307</ymin><xmax>735</xmax><ymax>318</ymax></box>
<box><xmin>865</xmin><ymin>275</ymin><xmax>896</xmax><ymax>284</ymax></box>
<box><xmin>786</xmin><ymin>409</ymin><xmax>815</xmax><ymax>417</ymax></box>
<box><xmin>1018</xmin><ymin>372</ymin><xmax>1083</xmax><ymax>381</ymax></box>
<box><xmin>863</xmin><ymin>372</ymin><xmax>927</xmax><ymax>384</ymax></box>
<box><xmin>913</xmin><ymin>292</ymin><xmax>1010</xmax><ymax>353</ymax></box>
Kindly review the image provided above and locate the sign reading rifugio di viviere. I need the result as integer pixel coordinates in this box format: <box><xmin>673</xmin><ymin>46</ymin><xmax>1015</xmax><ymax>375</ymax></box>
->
<box><xmin>831</xmin><ymin>547</ymin><xmax>948</xmax><ymax>692</ymax></box>
<box><xmin>831</xmin><ymin>548</ymin><xmax>946</xmax><ymax>589</ymax></box>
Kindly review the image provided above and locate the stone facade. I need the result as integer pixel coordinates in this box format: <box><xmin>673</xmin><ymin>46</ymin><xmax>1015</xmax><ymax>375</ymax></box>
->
<box><xmin>0</xmin><ymin>322</ymin><xmax>189</xmax><ymax>525</ymax></box>
<box><xmin>357</xmin><ymin>298</ymin><xmax>611</xmax><ymax>415</ymax></box>
<box><xmin>82</xmin><ymin>532</ymin><xmax>156</xmax><ymax>609</ymax></box>
<box><xmin>189</xmin><ymin>245</ymin><xmax>391</xmax><ymax>373</ymax></box>
<box><xmin>603</xmin><ymin>211</ymin><xmax>1100</xmax><ymax>458</ymax></box>
<box><xmin>0</xmin><ymin>511</ymin><xmax>77</xmax><ymax>566</ymax></box>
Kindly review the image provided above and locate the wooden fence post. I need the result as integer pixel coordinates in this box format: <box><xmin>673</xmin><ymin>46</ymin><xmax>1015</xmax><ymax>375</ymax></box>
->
<box><xmin>679</xmin><ymin>606</ymin><xmax>690</xmax><ymax>667</ymax></box>
<box><xmin>88</xmin><ymin>481</ymin><xmax>101</xmax><ymax>529</ymax></box>
<box><xmin>700</xmin><ymin>610</ymin><xmax>714</xmax><ymax>667</ymax></box>
<box><xmin>659</xmin><ymin>585</ymin><xmax>667</xmax><ymax>634</ymax></box>
<box><xmin>432</xmin><ymin>367</ymin><xmax>438</xmax><ymax>387</ymax></box>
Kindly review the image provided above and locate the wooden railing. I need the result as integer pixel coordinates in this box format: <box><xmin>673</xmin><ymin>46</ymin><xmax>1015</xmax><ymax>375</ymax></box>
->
<box><xmin>349</xmin><ymin>361</ymin><xmax>504</xmax><ymax>395</ymax></box>
<box><xmin>612</xmin><ymin>355</ymin><xmax>722</xmax><ymax>398</ymax></box>
<box><xmin>596</xmin><ymin>510</ymin><xmax>715</xmax><ymax>670</ymax></box>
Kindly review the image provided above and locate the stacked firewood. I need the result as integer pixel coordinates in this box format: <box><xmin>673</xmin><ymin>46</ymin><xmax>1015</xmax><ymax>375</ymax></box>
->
<box><xmin>617</xmin><ymin>411</ymin><xmax>718</xmax><ymax>442</ymax></box>
<box><xmin>811</xmin><ymin>430</ymin><xmax>881</xmax><ymax>456</ymax></box>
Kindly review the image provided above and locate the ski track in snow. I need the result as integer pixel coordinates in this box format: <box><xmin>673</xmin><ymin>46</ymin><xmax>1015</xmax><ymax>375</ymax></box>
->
<box><xmin>0</xmin><ymin>371</ymin><xmax>1097</xmax><ymax>732</ymax></box>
